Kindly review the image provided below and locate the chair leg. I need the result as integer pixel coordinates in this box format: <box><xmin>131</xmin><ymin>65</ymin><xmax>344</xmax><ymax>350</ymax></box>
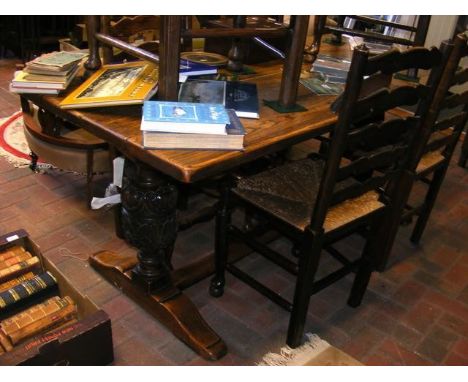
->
<box><xmin>375</xmin><ymin>171</ymin><xmax>414</xmax><ymax>272</ymax></box>
<box><xmin>286</xmin><ymin>229</ymin><xmax>323</xmax><ymax>348</ymax></box>
<box><xmin>29</xmin><ymin>151</ymin><xmax>38</xmax><ymax>172</ymax></box>
<box><xmin>410</xmin><ymin>165</ymin><xmax>448</xmax><ymax>244</ymax></box>
<box><xmin>86</xmin><ymin>149</ymin><xmax>94</xmax><ymax>209</ymax></box>
<box><xmin>209</xmin><ymin>180</ymin><xmax>231</xmax><ymax>298</ymax></box>
<box><xmin>348</xmin><ymin>216</ymin><xmax>381</xmax><ymax>308</ymax></box>
<box><xmin>458</xmin><ymin>132</ymin><xmax>468</xmax><ymax>168</ymax></box>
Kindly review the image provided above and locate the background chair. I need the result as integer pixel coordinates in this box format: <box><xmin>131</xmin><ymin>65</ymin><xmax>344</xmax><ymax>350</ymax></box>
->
<box><xmin>21</xmin><ymin>98</ymin><xmax>111</xmax><ymax>208</ymax></box>
<box><xmin>209</xmin><ymin>43</ymin><xmax>445</xmax><ymax>348</ymax></box>
<box><xmin>460</xmin><ymin>131</ymin><xmax>468</xmax><ymax>168</ymax></box>
<box><xmin>309</xmin><ymin>15</ymin><xmax>431</xmax><ymax>58</ymax></box>
<box><xmin>99</xmin><ymin>16</ymin><xmax>161</xmax><ymax>65</ymax></box>
<box><xmin>376</xmin><ymin>32</ymin><xmax>468</xmax><ymax>270</ymax></box>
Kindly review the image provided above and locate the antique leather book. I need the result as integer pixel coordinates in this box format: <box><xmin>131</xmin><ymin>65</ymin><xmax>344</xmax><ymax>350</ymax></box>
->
<box><xmin>0</xmin><ymin>271</ymin><xmax>57</xmax><ymax>316</ymax></box>
<box><xmin>0</xmin><ymin>246</ymin><xmax>26</xmax><ymax>262</ymax></box>
<box><xmin>0</xmin><ymin>296</ymin><xmax>77</xmax><ymax>345</ymax></box>
<box><xmin>0</xmin><ymin>252</ymin><xmax>32</xmax><ymax>271</ymax></box>
<box><xmin>0</xmin><ymin>257</ymin><xmax>40</xmax><ymax>284</ymax></box>
<box><xmin>0</xmin><ymin>273</ymin><xmax>36</xmax><ymax>293</ymax></box>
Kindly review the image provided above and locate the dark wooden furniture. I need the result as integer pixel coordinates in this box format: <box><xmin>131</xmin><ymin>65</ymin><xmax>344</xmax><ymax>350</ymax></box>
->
<box><xmin>20</xmin><ymin>98</ymin><xmax>110</xmax><ymax>208</ymax></box>
<box><xmin>20</xmin><ymin>15</ymin><xmax>348</xmax><ymax>360</ymax></box>
<box><xmin>308</xmin><ymin>15</ymin><xmax>431</xmax><ymax>63</ymax></box>
<box><xmin>460</xmin><ymin>130</ymin><xmax>468</xmax><ymax>168</ymax></box>
<box><xmin>99</xmin><ymin>16</ymin><xmax>161</xmax><ymax>64</ymax></box>
<box><xmin>376</xmin><ymin>33</ymin><xmax>468</xmax><ymax>269</ymax></box>
<box><xmin>209</xmin><ymin>44</ymin><xmax>445</xmax><ymax>348</ymax></box>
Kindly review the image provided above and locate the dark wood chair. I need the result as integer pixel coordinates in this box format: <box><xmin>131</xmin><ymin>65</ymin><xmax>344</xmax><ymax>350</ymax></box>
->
<box><xmin>376</xmin><ymin>32</ymin><xmax>468</xmax><ymax>269</ymax></box>
<box><xmin>21</xmin><ymin>98</ymin><xmax>111</xmax><ymax>208</ymax></box>
<box><xmin>99</xmin><ymin>16</ymin><xmax>161</xmax><ymax>65</ymax></box>
<box><xmin>209</xmin><ymin>43</ymin><xmax>445</xmax><ymax>348</ymax></box>
<box><xmin>459</xmin><ymin>131</ymin><xmax>468</xmax><ymax>168</ymax></box>
<box><xmin>308</xmin><ymin>15</ymin><xmax>431</xmax><ymax>62</ymax></box>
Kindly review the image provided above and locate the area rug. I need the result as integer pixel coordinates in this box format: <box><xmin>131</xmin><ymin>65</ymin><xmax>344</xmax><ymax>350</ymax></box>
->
<box><xmin>258</xmin><ymin>333</ymin><xmax>363</xmax><ymax>366</ymax></box>
<box><xmin>0</xmin><ymin>111</ymin><xmax>49</xmax><ymax>169</ymax></box>
<box><xmin>0</xmin><ymin>111</ymin><xmax>31</xmax><ymax>167</ymax></box>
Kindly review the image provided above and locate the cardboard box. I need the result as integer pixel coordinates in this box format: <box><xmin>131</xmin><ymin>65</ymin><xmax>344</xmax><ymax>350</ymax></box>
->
<box><xmin>0</xmin><ymin>229</ymin><xmax>114</xmax><ymax>365</ymax></box>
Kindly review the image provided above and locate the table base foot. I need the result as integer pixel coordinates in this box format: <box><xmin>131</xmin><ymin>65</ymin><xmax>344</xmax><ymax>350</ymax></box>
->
<box><xmin>89</xmin><ymin>250</ymin><xmax>227</xmax><ymax>361</ymax></box>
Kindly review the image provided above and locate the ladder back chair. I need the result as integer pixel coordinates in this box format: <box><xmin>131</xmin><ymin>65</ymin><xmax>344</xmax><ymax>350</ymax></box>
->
<box><xmin>376</xmin><ymin>32</ymin><xmax>468</xmax><ymax>269</ymax></box>
<box><xmin>308</xmin><ymin>15</ymin><xmax>431</xmax><ymax>62</ymax></box>
<box><xmin>209</xmin><ymin>43</ymin><xmax>445</xmax><ymax>348</ymax></box>
<box><xmin>460</xmin><ymin>129</ymin><xmax>468</xmax><ymax>168</ymax></box>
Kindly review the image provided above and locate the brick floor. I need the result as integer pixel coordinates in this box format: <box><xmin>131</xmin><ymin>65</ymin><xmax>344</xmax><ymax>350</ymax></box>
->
<box><xmin>0</xmin><ymin>58</ymin><xmax>467</xmax><ymax>365</ymax></box>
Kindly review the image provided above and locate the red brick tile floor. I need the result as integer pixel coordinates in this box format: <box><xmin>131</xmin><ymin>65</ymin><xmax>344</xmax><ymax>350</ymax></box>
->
<box><xmin>0</xmin><ymin>58</ymin><xmax>467</xmax><ymax>365</ymax></box>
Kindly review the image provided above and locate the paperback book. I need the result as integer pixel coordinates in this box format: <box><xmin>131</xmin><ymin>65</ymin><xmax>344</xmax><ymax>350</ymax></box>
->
<box><xmin>11</xmin><ymin>65</ymin><xmax>80</xmax><ymax>90</ymax></box>
<box><xmin>60</xmin><ymin>61</ymin><xmax>159</xmax><ymax>109</ymax></box>
<box><xmin>178</xmin><ymin>80</ymin><xmax>260</xmax><ymax>119</ymax></box>
<box><xmin>26</xmin><ymin>51</ymin><xmax>87</xmax><ymax>72</ymax></box>
<box><xmin>141</xmin><ymin>100</ymin><xmax>230</xmax><ymax>135</ymax></box>
<box><xmin>142</xmin><ymin>109</ymin><xmax>245</xmax><ymax>150</ymax></box>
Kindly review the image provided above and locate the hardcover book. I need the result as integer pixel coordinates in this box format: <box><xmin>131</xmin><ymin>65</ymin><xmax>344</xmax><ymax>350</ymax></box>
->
<box><xmin>141</xmin><ymin>100</ymin><xmax>230</xmax><ymax>135</ymax></box>
<box><xmin>178</xmin><ymin>80</ymin><xmax>260</xmax><ymax>119</ymax></box>
<box><xmin>0</xmin><ymin>273</ymin><xmax>35</xmax><ymax>294</ymax></box>
<box><xmin>179</xmin><ymin>59</ymin><xmax>217</xmax><ymax>82</ymax></box>
<box><xmin>60</xmin><ymin>61</ymin><xmax>158</xmax><ymax>109</ymax></box>
<box><xmin>0</xmin><ymin>246</ymin><xmax>26</xmax><ymax>262</ymax></box>
<box><xmin>9</xmin><ymin>84</ymin><xmax>60</xmax><ymax>95</ymax></box>
<box><xmin>12</xmin><ymin>65</ymin><xmax>79</xmax><ymax>90</ymax></box>
<box><xmin>0</xmin><ymin>252</ymin><xmax>32</xmax><ymax>271</ymax></box>
<box><xmin>1</xmin><ymin>296</ymin><xmax>77</xmax><ymax>345</ymax></box>
<box><xmin>0</xmin><ymin>257</ymin><xmax>40</xmax><ymax>284</ymax></box>
<box><xmin>142</xmin><ymin>109</ymin><xmax>245</xmax><ymax>150</ymax></box>
<box><xmin>0</xmin><ymin>271</ymin><xmax>58</xmax><ymax>312</ymax></box>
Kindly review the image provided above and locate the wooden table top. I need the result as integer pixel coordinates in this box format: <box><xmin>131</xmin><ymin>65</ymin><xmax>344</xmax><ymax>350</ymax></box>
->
<box><xmin>23</xmin><ymin>43</ymin><xmax>350</xmax><ymax>183</ymax></box>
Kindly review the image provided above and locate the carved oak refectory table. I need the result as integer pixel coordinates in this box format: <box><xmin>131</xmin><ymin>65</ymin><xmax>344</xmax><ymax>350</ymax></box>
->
<box><xmin>19</xmin><ymin>56</ymin><xmax>342</xmax><ymax>360</ymax></box>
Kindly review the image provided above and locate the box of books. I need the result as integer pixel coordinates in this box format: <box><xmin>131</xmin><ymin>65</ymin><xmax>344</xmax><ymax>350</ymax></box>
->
<box><xmin>0</xmin><ymin>229</ymin><xmax>113</xmax><ymax>365</ymax></box>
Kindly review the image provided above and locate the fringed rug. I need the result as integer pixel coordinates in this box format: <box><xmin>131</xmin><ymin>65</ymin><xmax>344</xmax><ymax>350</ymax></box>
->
<box><xmin>0</xmin><ymin>111</ymin><xmax>31</xmax><ymax>167</ymax></box>
<box><xmin>0</xmin><ymin>111</ymin><xmax>49</xmax><ymax>170</ymax></box>
<box><xmin>258</xmin><ymin>334</ymin><xmax>363</xmax><ymax>366</ymax></box>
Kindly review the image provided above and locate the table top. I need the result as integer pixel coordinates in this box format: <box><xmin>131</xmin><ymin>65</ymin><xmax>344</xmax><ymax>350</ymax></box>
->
<box><xmin>23</xmin><ymin>44</ymin><xmax>349</xmax><ymax>183</ymax></box>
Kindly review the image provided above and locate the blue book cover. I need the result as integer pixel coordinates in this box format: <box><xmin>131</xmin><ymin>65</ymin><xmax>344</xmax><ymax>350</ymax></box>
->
<box><xmin>143</xmin><ymin>101</ymin><xmax>229</xmax><ymax>125</ymax></box>
<box><xmin>179</xmin><ymin>60</ymin><xmax>217</xmax><ymax>76</ymax></box>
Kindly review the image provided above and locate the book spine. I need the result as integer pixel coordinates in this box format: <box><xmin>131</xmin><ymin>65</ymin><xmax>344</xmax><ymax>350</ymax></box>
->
<box><xmin>0</xmin><ymin>271</ymin><xmax>57</xmax><ymax>310</ymax></box>
<box><xmin>0</xmin><ymin>252</ymin><xmax>32</xmax><ymax>271</ymax></box>
<box><xmin>0</xmin><ymin>296</ymin><xmax>62</xmax><ymax>333</ymax></box>
<box><xmin>0</xmin><ymin>330</ymin><xmax>13</xmax><ymax>351</ymax></box>
<box><xmin>0</xmin><ymin>272</ymin><xmax>36</xmax><ymax>293</ymax></box>
<box><xmin>0</xmin><ymin>257</ymin><xmax>40</xmax><ymax>284</ymax></box>
<box><xmin>0</xmin><ymin>246</ymin><xmax>26</xmax><ymax>262</ymax></box>
<box><xmin>8</xmin><ymin>300</ymin><xmax>77</xmax><ymax>345</ymax></box>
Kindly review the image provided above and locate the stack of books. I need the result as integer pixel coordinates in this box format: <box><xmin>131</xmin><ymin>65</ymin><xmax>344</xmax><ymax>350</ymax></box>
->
<box><xmin>9</xmin><ymin>51</ymin><xmax>87</xmax><ymax>95</ymax></box>
<box><xmin>310</xmin><ymin>54</ymin><xmax>351</xmax><ymax>84</ymax></box>
<box><xmin>0</xmin><ymin>244</ymin><xmax>78</xmax><ymax>354</ymax></box>
<box><xmin>141</xmin><ymin>101</ymin><xmax>245</xmax><ymax>150</ymax></box>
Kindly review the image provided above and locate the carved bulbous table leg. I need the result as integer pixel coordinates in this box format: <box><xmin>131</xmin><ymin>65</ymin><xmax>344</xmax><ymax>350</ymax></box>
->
<box><xmin>120</xmin><ymin>160</ymin><xmax>178</xmax><ymax>293</ymax></box>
